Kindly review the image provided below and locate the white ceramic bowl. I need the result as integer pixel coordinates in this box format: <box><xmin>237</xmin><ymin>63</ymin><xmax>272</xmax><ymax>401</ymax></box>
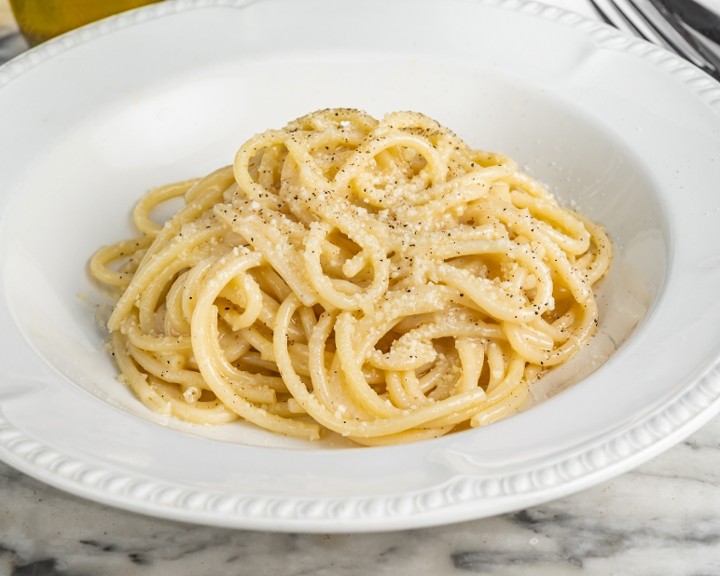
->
<box><xmin>1</xmin><ymin>0</ymin><xmax>719</xmax><ymax>531</ymax></box>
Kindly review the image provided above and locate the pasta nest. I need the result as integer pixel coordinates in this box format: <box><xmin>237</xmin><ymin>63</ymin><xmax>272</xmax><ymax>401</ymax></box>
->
<box><xmin>90</xmin><ymin>108</ymin><xmax>612</xmax><ymax>445</ymax></box>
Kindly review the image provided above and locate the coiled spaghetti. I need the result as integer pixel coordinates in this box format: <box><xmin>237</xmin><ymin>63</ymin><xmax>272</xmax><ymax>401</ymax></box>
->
<box><xmin>90</xmin><ymin>109</ymin><xmax>612</xmax><ymax>445</ymax></box>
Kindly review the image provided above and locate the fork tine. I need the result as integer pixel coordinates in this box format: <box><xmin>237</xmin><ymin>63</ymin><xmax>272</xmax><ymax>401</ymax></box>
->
<box><xmin>588</xmin><ymin>0</ymin><xmax>654</xmax><ymax>40</ymax></box>
<box><xmin>588</xmin><ymin>0</ymin><xmax>618</xmax><ymax>26</ymax></box>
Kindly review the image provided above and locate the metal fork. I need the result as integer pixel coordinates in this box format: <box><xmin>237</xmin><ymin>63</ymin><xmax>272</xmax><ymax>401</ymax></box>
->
<box><xmin>588</xmin><ymin>0</ymin><xmax>720</xmax><ymax>81</ymax></box>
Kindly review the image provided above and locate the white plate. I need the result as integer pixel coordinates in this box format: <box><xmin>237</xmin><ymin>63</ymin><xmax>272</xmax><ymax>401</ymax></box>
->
<box><xmin>1</xmin><ymin>0</ymin><xmax>720</xmax><ymax>532</ymax></box>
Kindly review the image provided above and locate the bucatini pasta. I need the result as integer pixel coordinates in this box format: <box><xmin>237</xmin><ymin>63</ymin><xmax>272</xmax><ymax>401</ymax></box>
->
<box><xmin>89</xmin><ymin>109</ymin><xmax>612</xmax><ymax>445</ymax></box>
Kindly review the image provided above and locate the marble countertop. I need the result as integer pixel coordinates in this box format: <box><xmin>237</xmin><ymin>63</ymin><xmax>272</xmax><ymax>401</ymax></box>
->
<box><xmin>2</xmin><ymin>417</ymin><xmax>719</xmax><ymax>575</ymax></box>
<box><xmin>2</xmin><ymin>1</ymin><xmax>720</xmax><ymax>574</ymax></box>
